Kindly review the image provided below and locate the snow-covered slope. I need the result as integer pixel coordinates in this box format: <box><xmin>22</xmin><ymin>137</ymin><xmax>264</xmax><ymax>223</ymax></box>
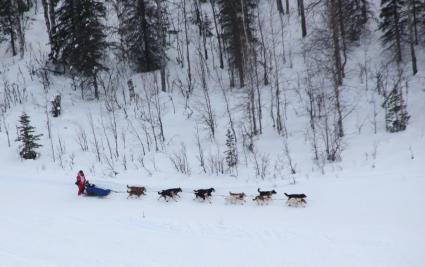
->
<box><xmin>1</xmin><ymin>0</ymin><xmax>425</xmax><ymax>266</ymax></box>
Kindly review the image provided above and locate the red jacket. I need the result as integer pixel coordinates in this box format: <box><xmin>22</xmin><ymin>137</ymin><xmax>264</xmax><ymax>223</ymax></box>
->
<box><xmin>76</xmin><ymin>175</ymin><xmax>85</xmax><ymax>185</ymax></box>
<box><xmin>76</xmin><ymin>174</ymin><xmax>86</xmax><ymax>195</ymax></box>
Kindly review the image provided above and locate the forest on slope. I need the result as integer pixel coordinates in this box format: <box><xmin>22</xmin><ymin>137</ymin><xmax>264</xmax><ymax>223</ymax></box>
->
<box><xmin>0</xmin><ymin>0</ymin><xmax>424</xmax><ymax>179</ymax></box>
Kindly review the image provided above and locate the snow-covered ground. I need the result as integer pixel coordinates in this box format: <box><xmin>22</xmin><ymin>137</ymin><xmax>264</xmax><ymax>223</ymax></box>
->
<box><xmin>1</xmin><ymin>171</ymin><xmax>425</xmax><ymax>267</ymax></box>
<box><xmin>2</xmin><ymin>0</ymin><xmax>425</xmax><ymax>266</ymax></box>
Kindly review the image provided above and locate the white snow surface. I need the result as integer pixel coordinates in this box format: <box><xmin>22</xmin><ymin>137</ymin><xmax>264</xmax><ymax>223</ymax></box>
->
<box><xmin>1</xmin><ymin>172</ymin><xmax>425</xmax><ymax>267</ymax></box>
<box><xmin>1</xmin><ymin>1</ymin><xmax>425</xmax><ymax>266</ymax></box>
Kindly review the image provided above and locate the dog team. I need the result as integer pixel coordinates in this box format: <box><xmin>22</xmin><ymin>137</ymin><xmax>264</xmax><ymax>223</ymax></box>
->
<box><xmin>127</xmin><ymin>186</ymin><xmax>307</xmax><ymax>207</ymax></box>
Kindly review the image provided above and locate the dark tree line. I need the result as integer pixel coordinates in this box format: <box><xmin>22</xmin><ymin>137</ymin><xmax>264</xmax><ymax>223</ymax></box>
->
<box><xmin>51</xmin><ymin>0</ymin><xmax>108</xmax><ymax>98</ymax></box>
<box><xmin>379</xmin><ymin>0</ymin><xmax>425</xmax><ymax>75</ymax></box>
<box><xmin>216</xmin><ymin>0</ymin><xmax>258</xmax><ymax>88</ymax></box>
<box><xmin>0</xmin><ymin>0</ymin><xmax>27</xmax><ymax>57</ymax></box>
<box><xmin>117</xmin><ymin>0</ymin><xmax>167</xmax><ymax>73</ymax></box>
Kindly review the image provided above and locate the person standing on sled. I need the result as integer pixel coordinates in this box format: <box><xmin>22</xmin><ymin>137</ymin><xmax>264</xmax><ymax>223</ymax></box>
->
<box><xmin>75</xmin><ymin>170</ymin><xmax>86</xmax><ymax>195</ymax></box>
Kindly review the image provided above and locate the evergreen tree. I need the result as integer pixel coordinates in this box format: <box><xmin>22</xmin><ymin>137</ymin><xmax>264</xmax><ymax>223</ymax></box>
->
<box><xmin>225</xmin><ymin>129</ymin><xmax>238</xmax><ymax>169</ymax></box>
<box><xmin>17</xmin><ymin>0</ymin><xmax>32</xmax><ymax>13</ymax></box>
<box><xmin>0</xmin><ymin>0</ymin><xmax>28</xmax><ymax>57</ymax></box>
<box><xmin>117</xmin><ymin>0</ymin><xmax>166</xmax><ymax>72</ymax></box>
<box><xmin>343</xmin><ymin>0</ymin><xmax>370</xmax><ymax>42</ymax></box>
<box><xmin>52</xmin><ymin>0</ymin><xmax>107</xmax><ymax>97</ymax></box>
<box><xmin>383</xmin><ymin>87</ymin><xmax>410</xmax><ymax>132</ymax></box>
<box><xmin>50</xmin><ymin>0</ymin><xmax>74</xmax><ymax>62</ymax></box>
<box><xmin>379</xmin><ymin>0</ymin><xmax>407</xmax><ymax>62</ymax></box>
<box><xmin>410</xmin><ymin>0</ymin><xmax>425</xmax><ymax>45</ymax></box>
<box><xmin>15</xmin><ymin>113</ymin><xmax>43</xmax><ymax>160</ymax></box>
<box><xmin>0</xmin><ymin>0</ymin><xmax>18</xmax><ymax>55</ymax></box>
<box><xmin>216</xmin><ymin>0</ymin><xmax>257</xmax><ymax>88</ymax></box>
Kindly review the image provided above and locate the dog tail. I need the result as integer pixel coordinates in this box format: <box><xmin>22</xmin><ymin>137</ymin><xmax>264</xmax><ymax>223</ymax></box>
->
<box><xmin>127</xmin><ymin>185</ymin><xmax>130</xmax><ymax>189</ymax></box>
<box><xmin>158</xmin><ymin>191</ymin><xmax>162</xmax><ymax>195</ymax></box>
<box><xmin>284</xmin><ymin>193</ymin><xmax>289</xmax><ymax>197</ymax></box>
<box><xmin>258</xmin><ymin>188</ymin><xmax>261</xmax><ymax>193</ymax></box>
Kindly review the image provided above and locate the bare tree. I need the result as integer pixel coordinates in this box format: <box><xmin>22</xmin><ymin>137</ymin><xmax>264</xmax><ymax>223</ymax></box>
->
<box><xmin>253</xmin><ymin>150</ymin><xmax>270</xmax><ymax>179</ymax></box>
<box><xmin>75</xmin><ymin>126</ymin><xmax>89</xmax><ymax>152</ymax></box>
<box><xmin>56</xmin><ymin>135</ymin><xmax>66</xmax><ymax>169</ymax></box>
<box><xmin>285</xmin><ymin>0</ymin><xmax>289</xmax><ymax>15</ymax></box>
<box><xmin>1</xmin><ymin>113</ymin><xmax>11</xmax><ymax>147</ymax></box>
<box><xmin>299</xmin><ymin>0</ymin><xmax>307</xmax><ymax>37</ymax></box>
<box><xmin>41</xmin><ymin>0</ymin><xmax>52</xmax><ymax>45</ymax></box>
<box><xmin>155</xmin><ymin>0</ymin><xmax>168</xmax><ymax>92</ymax></box>
<box><xmin>269</xmin><ymin>6</ymin><xmax>286</xmax><ymax>135</ymax></box>
<box><xmin>276</xmin><ymin>0</ymin><xmax>284</xmax><ymax>14</ymax></box>
<box><xmin>256</xmin><ymin>5</ymin><xmax>269</xmax><ymax>86</ymax></box>
<box><xmin>210</xmin><ymin>0</ymin><xmax>224</xmax><ymax>69</ymax></box>
<box><xmin>138</xmin><ymin>74</ymin><xmax>166</xmax><ymax>151</ymax></box>
<box><xmin>407</xmin><ymin>0</ymin><xmax>418</xmax><ymax>75</ymax></box>
<box><xmin>182</xmin><ymin>0</ymin><xmax>193</xmax><ymax>93</ymax></box>
<box><xmin>206</xmin><ymin>143</ymin><xmax>225</xmax><ymax>176</ymax></box>
<box><xmin>195</xmin><ymin>126</ymin><xmax>207</xmax><ymax>173</ymax></box>
<box><xmin>168</xmin><ymin>142</ymin><xmax>191</xmax><ymax>175</ymax></box>
<box><xmin>283</xmin><ymin>140</ymin><xmax>296</xmax><ymax>174</ymax></box>
<box><xmin>194</xmin><ymin>47</ymin><xmax>216</xmax><ymax>139</ymax></box>
<box><xmin>216</xmin><ymin>69</ymin><xmax>237</xmax><ymax>143</ymax></box>
<box><xmin>44</xmin><ymin>94</ymin><xmax>55</xmax><ymax>162</ymax></box>
<box><xmin>88</xmin><ymin>113</ymin><xmax>102</xmax><ymax>163</ymax></box>
<box><xmin>127</xmin><ymin>118</ymin><xmax>146</xmax><ymax>156</ymax></box>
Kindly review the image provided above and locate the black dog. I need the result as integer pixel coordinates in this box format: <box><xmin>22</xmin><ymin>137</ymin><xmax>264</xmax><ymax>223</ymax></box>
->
<box><xmin>158</xmin><ymin>188</ymin><xmax>182</xmax><ymax>202</ymax></box>
<box><xmin>285</xmin><ymin>193</ymin><xmax>307</xmax><ymax>207</ymax></box>
<box><xmin>193</xmin><ymin>188</ymin><xmax>215</xmax><ymax>202</ymax></box>
<box><xmin>284</xmin><ymin>193</ymin><xmax>307</xmax><ymax>200</ymax></box>
<box><xmin>258</xmin><ymin>188</ymin><xmax>277</xmax><ymax>198</ymax></box>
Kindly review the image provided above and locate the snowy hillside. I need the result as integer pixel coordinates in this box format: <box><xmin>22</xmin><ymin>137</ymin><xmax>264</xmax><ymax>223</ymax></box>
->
<box><xmin>1</xmin><ymin>0</ymin><xmax>425</xmax><ymax>266</ymax></box>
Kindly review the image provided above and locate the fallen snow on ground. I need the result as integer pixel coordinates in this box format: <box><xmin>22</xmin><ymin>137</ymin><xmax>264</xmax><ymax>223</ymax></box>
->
<box><xmin>1</xmin><ymin>170</ymin><xmax>424</xmax><ymax>267</ymax></box>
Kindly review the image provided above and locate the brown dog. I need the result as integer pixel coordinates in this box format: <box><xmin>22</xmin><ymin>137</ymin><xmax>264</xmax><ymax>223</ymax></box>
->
<box><xmin>127</xmin><ymin>185</ymin><xmax>146</xmax><ymax>198</ymax></box>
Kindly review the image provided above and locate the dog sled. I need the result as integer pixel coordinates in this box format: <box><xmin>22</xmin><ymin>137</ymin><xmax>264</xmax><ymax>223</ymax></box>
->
<box><xmin>84</xmin><ymin>182</ymin><xmax>111</xmax><ymax>197</ymax></box>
